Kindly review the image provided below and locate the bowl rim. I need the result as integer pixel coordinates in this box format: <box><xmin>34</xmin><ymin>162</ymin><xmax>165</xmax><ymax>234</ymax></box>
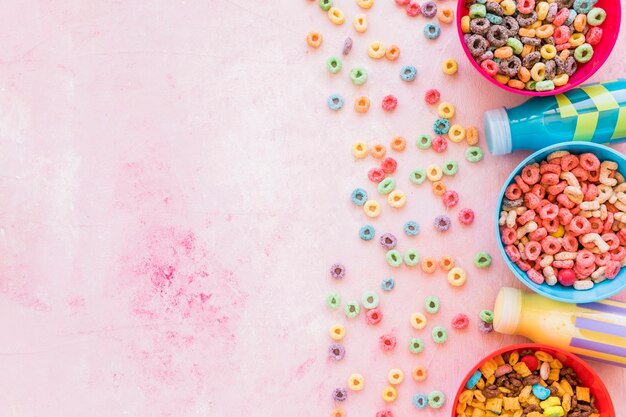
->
<box><xmin>495</xmin><ymin>142</ymin><xmax>626</xmax><ymax>303</ymax></box>
<box><xmin>450</xmin><ymin>342</ymin><xmax>616</xmax><ymax>417</ymax></box>
<box><xmin>456</xmin><ymin>1</ymin><xmax>622</xmax><ymax>97</ymax></box>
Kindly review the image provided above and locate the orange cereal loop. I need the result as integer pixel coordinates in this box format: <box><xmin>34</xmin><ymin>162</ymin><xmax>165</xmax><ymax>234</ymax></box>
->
<box><xmin>494</xmin><ymin>74</ymin><xmax>510</xmax><ymax>85</ymax></box>
<box><xmin>437</xmin><ymin>7</ymin><xmax>454</xmax><ymax>24</ymax></box>
<box><xmin>432</xmin><ymin>180</ymin><xmax>446</xmax><ymax>196</ymax></box>
<box><xmin>385</xmin><ymin>44</ymin><xmax>401</xmax><ymax>61</ymax></box>
<box><xmin>306</xmin><ymin>32</ymin><xmax>323</xmax><ymax>48</ymax></box>
<box><xmin>412</xmin><ymin>365</ymin><xmax>428</xmax><ymax>382</ymax></box>
<box><xmin>391</xmin><ymin>136</ymin><xmax>406</xmax><ymax>152</ymax></box>
<box><xmin>371</xmin><ymin>143</ymin><xmax>386</xmax><ymax>159</ymax></box>
<box><xmin>354</xmin><ymin>96</ymin><xmax>371</xmax><ymax>113</ymax></box>
<box><xmin>518</xmin><ymin>66</ymin><xmax>531</xmax><ymax>83</ymax></box>
<box><xmin>439</xmin><ymin>255</ymin><xmax>455</xmax><ymax>271</ymax></box>
<box><xmin>330</xmin><ymin>408</ymin><xmax>345</xmax><ymax>417</ymax></box>
<box><xmin>559</xmin><ymin>49</ymin><xmax>571</xmax><ymax>61</ymax></box>
<box><xmin>421</xmin><ymin>256</ymin><xmax>437</xmax><ymax>273</ymax></box>
<box><xmin>466</xmin><ymin>126</ymin><xmax>479</xmax><ymax>145</ymax></box>
<box><xmin>508</xmin><ymin>79</ymin><xmax>526</xmax><ymax>90</ymax></box>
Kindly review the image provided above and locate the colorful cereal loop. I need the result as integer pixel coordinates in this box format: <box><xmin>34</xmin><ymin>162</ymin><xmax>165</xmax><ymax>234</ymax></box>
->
<box><xmin>391</xmin><ymin>136</ymin><xmax>406</xmax><ymax>151</ymax></box>
<box><xmin>412</xmin><ymin>365</ymin><xmax>428</xmax><ymax>381</ymax></box>
<box><xmin>448</xmin><ymin>125</ymin><xmax>466</xmax><ymax>143</ymax></box>
<box><xmin>421</xmin><ymin>256</ymin><xmax>437</xmax><ymax>273</ymax></box>
<box><xmin>363</xmin><ymin>200</ymin><xmax>381</xmax><ymax>217</ymax></box>
<box><xmin>382</xmin><ymin>386</ymin><xmax>398</xmax><ymax>402</ymax></box>
<box><xmin>306</xmin><ymin>32</ymin><xmax>323</xmax><ymax>48</ymax></box>
<box><xmin>354</xmin><ymin>96</ymin><xmax>371</xmax><ymax>113</ymax></box>
<box><xmin>410</xmin><ymin>312</ymin><xmax>427</xmax><ymax>330</ymax></box>
<box><xmin>388</xmin><ymin>368</ymin><xmax>404</xmax><ymax>385</ymax></box>
<box><xmin>330</xmin><ymin>323</ymin><xmax>345</xmax><ymax>340</ymax></box>
<box><xmin>447</xmin><ymin>267</ymin><xmax>467</xmax><ymax>287</ymax></box>
<box><xmin>348</xmin><ymin>373</ymin><xmax>365</xmax><ymax>391</ymax></box>
<box><xmin>328</xmin><ymin>7</ymin><xmax>345</xmax><ymax>25</ymax></box>
<box><xmin>352</xmin><ymin>141</ymin><xmax>368</xmax><ymax>158</ymax></box>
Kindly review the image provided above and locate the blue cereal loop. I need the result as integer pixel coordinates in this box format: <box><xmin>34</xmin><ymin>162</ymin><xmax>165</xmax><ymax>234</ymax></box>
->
<box><xmin>381</xmin><ymin>277</ymin><xmax>395</xmax><ymax>291</ymax></box>
<box><xmin>486</xmin><ymin>13</ymin><xmax>502</xmax><ymax>24</ymax></box>
<box><xmin>327</xmin><ymin>94</ymin><xmax>344</xmax><ymax>111</ymax></box>
<box><xmin>433</xmin><ymin>118</ymin><xmax>450</xmax><ymax>134</ymax></box>
<box><xmin>424</xmin><ymin>22</ymin><xmax>441</xmax><ymax>40</ymax></box>
<box><xmin>400</xmin><ymin>65</ymin><xmax>417</xmax><ymax>81</ymax></box>
<box><xmin>404</xmin><ymin>220</ymin><xmax>420</xmax><ymax>236</ymax></box>
<box><xmin>466</xmin><ymin>370</ymin><xmax>482</xmax><ymax>389</ymax></box>
<box><xmin>359</xmin><ymin>224</ymin><xmax>375</xmax><ymax>241</ymax></box>
<box><xmin>565</xmin><ymin>9</ymin><xmax>577</xmax><ymax>25</ymax></box>
<box><xmin>532</xmin><ymin>384</ymin><xmax>551</xmax><ymax>400</ymax></box>
<box><xmin>351</xmin><ymin>187</ymin><xmax>368</xmax><ymax>206</ymax></box>
<box><xmin>574</xmin><ymin>0</ymin><xmax>597</xmax><ymax>14</ymax></box>
<box><xmin>412</xmin><ymin>393</ymin><xmax>428</xmax><ymax>409</ymax></box>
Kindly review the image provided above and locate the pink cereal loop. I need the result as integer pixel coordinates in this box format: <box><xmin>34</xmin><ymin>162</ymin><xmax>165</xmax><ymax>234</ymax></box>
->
<box><xmin>562</xmin><ymin>234</ymin><xmax>579</xmax><ymax>252</ymax></box>
<box><xmin>501</xmin><ymin>227</ymin><xmax>517</xmax><ymax>245</ymax></box>
<box><xmin>527</xmin><ymin>269</ymin><xmax>545</xmax><ymax>284</ymax></box>
<box><xmin>605</xmin><ymin>261</ymin><xmax>621</xmax><ymax>279</ymax></box>
<box><xmin>505</xmin><ymin>184</ymin><xmax>522</xmax><ymax>200</ymax></box>
<box><xmin>524</xmin><ymin>241</ymin><xmax>542</xmax><ymax>261</ymax></box>
<box><xmin>505</xmin><ymin>245</ymin><xmax>521</xmax><ymax>262</ymax></box>
<box><xmin>542</xmin><ymin>218</ymin><xmax>559</xmax><ymax>233</ymax></box>
<box><xmin>576</xmin><ymin>250</ymin><xmax>595</xmax><ymax>269</ymax></box>
<box><xmin>595</xmin><ymin>252</ymin><xmax>611</xmax><ymax>266</ymax></box>
<box><xmin>558</xmin><ymin>208</ymin><xmax>573</xmax><ymax>225</ymax></box>
<box><xmin>517</xmin><ymin>210</ymin><xmax>536</xmax><ymax>225</ymax></box>
<box><xmin>541</xmin><ymin>236</ymin><xmax>562</xmax><ymax>255</ymax></box>
<box><xmin>516</xmin><ymin>260</ymin><xmax>532</xmax><ymax>272</ymax></box>
<box><xmin>524</xmin><ymin>193</ymin><xmax>541</xmax><ymax>210</ymax></box>
<box><xmin>580</xmin><ymin>153</ymin><xmax>601</xmax><ymax>171</ymax></box>
<box><xmin>521</xmin><ymin>165</ymin><xmax>540</xmax><ymax>185</ymax></box>
<box><xmin>541</xmin><ymin>173</ymin><xmax>560</xmax><ymax>186</ymax></box>
<box><xmin>529</xmin><ymin>227</ymin><xmax>547</xmax><ymax>241</ymax></box>
<box><xmin>514</xmin><ymin>175</ymin><xmax>531</xmax><ymax>193</ymax></box>
<box><xmin>531</xmin><ymin>184</ymin><xmax>546</xmax><ymax>198</ymax></box>
<box><xmin>560</xmin><ymin>154</ymin><xmax>579</xmax><ymax>172</ymax></box>
<box><xmin>610</xmin><ymin>246</ymin><xmax>626</xmax><ymax>262</ymax></box>
<box><xmin>566</xmin><ymin>216</ymin><xmax>591</xmax><ymax>236</ymax></box>
<box><xmin>539</xmin><ymin>203</ymin><xmax>559</xmax><ymax>220</ymax></box>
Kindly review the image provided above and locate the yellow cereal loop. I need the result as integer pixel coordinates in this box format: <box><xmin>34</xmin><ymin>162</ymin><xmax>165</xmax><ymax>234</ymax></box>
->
<box><xmin>461</xmin><ymin>15</ymin><xmax>471</xmax><ymax>33</ymax></box>
<box><xmin>540</xmin><ymin>44</ymin><xmax>557</xmax><ymax>60</ymax></box>
<box><xmin>426</xmin><ymin>164</ymin><xmax>443</xmax><ymax>181</ymax></box>
<box><xmin>388</xmin><ymin>190</ymin><xmax>406</xmax><ymax>208</ymax></box>
<box><xmin>354</xmin><ymin>14</ymin><xmax>368</xmax><ymax>33</ymax></box>
<box><xmin>530</xmin><ymin>62</ymin><xmax>546</xmax><ymax>81</ymax></box>
<box><xmin>410</xmin><ymin>312</ymin><xmax>427</xmax><ymax>329</ymax></box>
<box><xmin>535</xmin><ymin>24</ymin><xmax>554</xmax><ymax>39</ymax></box>
<box><xmin>328</xmin><ymin>7</ymin><xmax>345</xmax><ymax>25</ymax></box>
<box><xmin>569</xmin><ymin>33</ymin><xmax>585</xmax><ymax>47</ymax></box>
<box><xmin>352</xmin><ymin>141</ymin><xmax>369</xmax><ymax>158</ymax></box>
<box><xmin>348</xmin><ymin>373</ymin><xmax>365</xmax><ymax>391</ymax></box>
<box><xmin>536</xmin><ymin>1</ymin><xmax>549</xmax><ymax>20</ymax></box>
<box><xmin>368</xmin><ymin>41</ymin><xmax>386</xmax><ymax>59</ymax></box>
<box><xmin>387</xmin><ymin>368</ymin><xmax>404</xmax><ymax>385</ymax></box>
<box><xmin>447</xmin><ymin>267</ymin><xmax>467</xmax><ymax>286</ymax></box>
<box><xmin>364</xmin><ymin>200</ymin><xmax>381</xmax><ymax>217</ymax></box>
<box><xmin>442</xmin><ymin>58</ymin><xmax>458</xmax><ymax>75</ymax></box>
<box><xmin>382</xmin><ymin>385</ymin><xmax>398</xmax><ymax>403</ymax></box>
<box><xmin>356</xmin><ymin>0</ymin><xmax>374</xmax><ymax>9</ymax></box>
<box><xmin>330</xmin><ymin>323</ymin><xmax>345</xmax><ymax>340</ymax></box>
<box><xmin>500</xmin><ymin>0</ymin><xmax>516</xmax><ymax>15</ymax></box>
<box><xmin>437</xmin><ymin>102</ymin><xmax>455</xmax><ymax>118</ymax></box>
<box><xmin>448</xmin><ymin>124</ymin><xmax>466</xmax><ymax>143</ymax></box>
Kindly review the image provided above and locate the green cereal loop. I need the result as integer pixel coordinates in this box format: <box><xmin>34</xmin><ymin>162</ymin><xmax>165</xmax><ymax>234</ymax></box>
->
<box><xmin>442</xmin><ymin>160</ymin><xmax>458</xmax><ymax>176</ymax></box>
<box><xmin>377</xmin><ymin>177</ymin><xmax>396</xmax><ymax>195</ymax></box>
<box><xmin>428</xmin><ymin>390</ymin><xmax>446</xmax><ymax>409</ymax></box>
<box><xmin>431</xmin><ymin>326</ymin><xmax>448</xmax><ymax>344</ymax></box>
<box><xmin>469</xmin><ymin>3</ymin><xmax>486</xmax><ymax>18</ymax></box>
<box><xmin>424</xmin><ymin>296</ymin><xmax>440</xmax><ymax>314</ymax></box>
<box><xmin>526</xmin><ymin>80</ymin><xmax>537</xmax><ymax>91</ymax></box>
<box><xmin>506</xmin><ymin>37</ymin><xmax>523</xmax><ymax>55</ymax></box>
<box><xmin>587</xmin><ymin>7</ymin><xmax>606</xmax><ymax>26</ymax></box>
<box><xmin>574</xmin><ymin>43</ymin><xmax>594</xmax><ymax>64</ymax></box>
<box><xmin>416</xmin><ymin>134</ymin><xmax>432</xmax><ymax>150</ymax></box>
<box><xmin>350</xmin><ymin>66</ymin><xmax>368</xmax><ymax>86</ymax></box>
<box><xmin>361</xmin><ymin>291</ymin><xmax>379</xmax><ymax>309</ymax></box>
<box><xmin>465</xmin><ymin>146</ymin><xmax>484</xmax><ymax>163</ymax></box>
<box><xmin>326</xmin><ymin>56</ymin><xmax>342</xmax><ymax>74</ymax></box>
<box><xmin>409</xmin><ymin>168</ymin><xmax>427</xmax><ymax>185</ymax></box>
<box><xmin>345</xmin><ymin>301</ymin><xmax>360</xmax><ymax>318</ymax></box>
<box><xmin>409</xmin><ymin>337</ymin><xmax>425</xmax><ymax>353</ymax></box>
<box><xmin>536</xmin><ymin>80</ymin><xmax>555</xmax><ymax>92</ymax></box>
<box><xmin>319</xmin><ymin>0</ymin><xmax>332</xmax><ymax>11</ymax></box>
<box><xmin>386</xmin><ymin>249</ymin><xmax>403</xmax><ymax>267</ymax></box>
<box><xmin>404</xmin><ymin>249</ymin><xmax>420</xmax><ymax>266</ymax></box>
<box><xmin>480</xmin><ymin>309</ymin><xmax>494</xmax><ymax>323</ymax></box>
<box><xmin>326</xmin><ymin>292</ymin><xmax>341</xmax><ymax>310</ymax></box>
<box><xmin>474</xmin><ymin>252</ymin><xmax>492</xmax><ymax>268</ymax></box>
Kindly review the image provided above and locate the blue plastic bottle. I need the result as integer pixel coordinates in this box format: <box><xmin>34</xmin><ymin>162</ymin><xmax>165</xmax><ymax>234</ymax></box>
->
<box><xmin>485</xmin><ymin>79</ymin><xmax>626</xmax><ymax>155</ymax></box>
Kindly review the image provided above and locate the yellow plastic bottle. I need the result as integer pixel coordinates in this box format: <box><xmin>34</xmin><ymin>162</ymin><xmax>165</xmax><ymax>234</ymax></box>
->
<box><xmin>494</xmin><ymin>287</ymin><xmax>626</xmax><ymax>367</ymax></box>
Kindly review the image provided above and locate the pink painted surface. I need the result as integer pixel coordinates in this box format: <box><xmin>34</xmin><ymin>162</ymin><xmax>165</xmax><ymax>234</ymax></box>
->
<box><xmin>0</xmin><ymin>2</ymin><xmax>624</xmax><ymax>416</ymax></box>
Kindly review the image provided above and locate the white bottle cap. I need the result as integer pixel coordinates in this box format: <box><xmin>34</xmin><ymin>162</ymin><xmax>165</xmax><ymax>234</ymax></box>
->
<box><xmin>484</xmin><ymin>108</ymin><xmax>512</xmax><ymax>155</ymax></box>
<box><xmin>493</xmin><ymin>287</ymin><xmax>523</xmax><ymax>335</ymax></box>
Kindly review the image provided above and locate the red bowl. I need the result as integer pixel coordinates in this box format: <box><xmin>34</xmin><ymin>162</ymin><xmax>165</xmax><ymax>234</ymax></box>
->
<box><xmin>456</xmin><ymin>1</ymin><xmax>621</xmax><ymax>96</ymax></box>
<box><xmin>451</xmin><ymin>343</ymin><xmax>615</xmax><ymax>417</ymax></box>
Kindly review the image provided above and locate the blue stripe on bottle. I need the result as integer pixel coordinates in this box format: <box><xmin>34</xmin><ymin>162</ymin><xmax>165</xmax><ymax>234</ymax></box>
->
<box><xmin>578</xmin><ymin>302</ymin><xmax>626</xmax><ymax>315</ymax></box>
<box><xmin>570</xmin><ymin>337</ymin><xmax>626</xmax><ymax>358</ymax></box>
<box><xmin>563</xmin><ymin>88</ymin><xmax>595</xmax><ymax>114</ymax></box>
<box><xmin>591</xmin><ymin>108</ymin><xmax>620</xmax><ymax>143</ymax></box>
<box><xmin>576</xmin><ymin>317</ymin><xmax>626</xmax><ymax>338</ymax></box>
<box><xmin>601</xmin><ymin>79</ymin><xmax>626</xmax><ymax>93</ymax></box>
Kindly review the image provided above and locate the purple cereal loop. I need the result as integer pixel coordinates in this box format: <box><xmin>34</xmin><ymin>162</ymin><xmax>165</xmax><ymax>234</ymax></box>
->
<box><xmin>502</xmin><ymin>16</ymin><xmax>519</xmax><ymax>36</ymax></box>
<box><xmin>545</xmin><ymin>60</ymin><xmax>557</xmax><ymax>80</ymax></box>
<box><xmin>499</xmin><ymin>56</ymin><xmax>521</xmax><ymax>77</ymax></box>
<box><xmin>521</xmin><ymin>36</ymin><xmax>541</xmax><ymax>46</ymax></box>
<box><xmin>546</xmin><ymin>3</ymin><xmax>558</xmax><ymax>22</ymax></box>
<box><xmin>487</xmin><ymin>25</ymin><xmax>508</xmax><ymax>47</ymax></box>
<box><xmin>342</xmin><ymin>37</ymin><xmax>353</xmax><ymax>56</ymax></box>
<box><xmin>516</xmin><ymin>11</ymin><xmax>538</xmax><ymax>27</ymax></box>
<box><xmin>564</xmin><ymin>56</ymin><xmax>577</xmax><ymax>76</ymax></box>
<box><xmin>330</xmin><ymin>263</ymin><xmax>346</xmax><ymax>279</ymax></box>
<box><xmin>486</xmin><ymin>2</ymin><xmax>503</xmax><ymax>16</ymax></box>
<box><xmin>522</xmin><ymin>51</ymin><xmax>541</xmax><ymax>69</ymax></box>
<box><xmin>434</xmin><ymin>215</ymin><xmax>451</xmax><ymax>232</ymax></box>
<box><xmin>478</xmin><ymin>320</ymin><xmax>494</xmax><ymax>334</ymax></box>
<box><xmin>333</xmin><ymin>387</ymin><xmax>347</xmax><ymax>402</ymax></box>
<box><xmin>557</xmin><ymin>0</ymin><xmax>574</xmax><ymax>8</ymax></box>
<box><xmin>476</xmin><ymin>50</ymin><xmax>494</xmax><ymax>64</ymax></box>
<box><xmin>328</xmin><ymin>343</ymin><xmax>346</xmax><ymax>361</ymax></box>
<box><xmin>470</xmin><ymin>18</ymin><xmax>491</xmax><ymax>36</ymax></box>
<box><xmin>467</xmin><ymin>34</ymin><xmax>488</xmax><ymax>57</ymax></box>
<box><xmin>554</xmin><ymin>55</ymin><xmax>565</xmax><ymax>75</ymax></box>
<box><xmin>421</xmin><ymin>1</ymin><xmax>437</xmax><ymax>18</ymax></box>
<box><xmin>380</xmin><ymin>233</ymin><xmax>398</xmax><ymax>250</ymax></box>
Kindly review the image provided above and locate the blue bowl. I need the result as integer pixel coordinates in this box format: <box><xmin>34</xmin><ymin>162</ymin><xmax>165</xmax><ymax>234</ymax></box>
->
<box><xmin>496</xmin><ymin>142</ymin><xmax>626</xmax><ymax>303</ymax></box>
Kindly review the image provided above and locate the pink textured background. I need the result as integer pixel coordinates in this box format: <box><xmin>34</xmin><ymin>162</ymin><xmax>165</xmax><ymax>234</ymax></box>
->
<box><xmin>0</xmin><ymin>2</ymin><xmax>624</xmax><ymax>416</ymax></box>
